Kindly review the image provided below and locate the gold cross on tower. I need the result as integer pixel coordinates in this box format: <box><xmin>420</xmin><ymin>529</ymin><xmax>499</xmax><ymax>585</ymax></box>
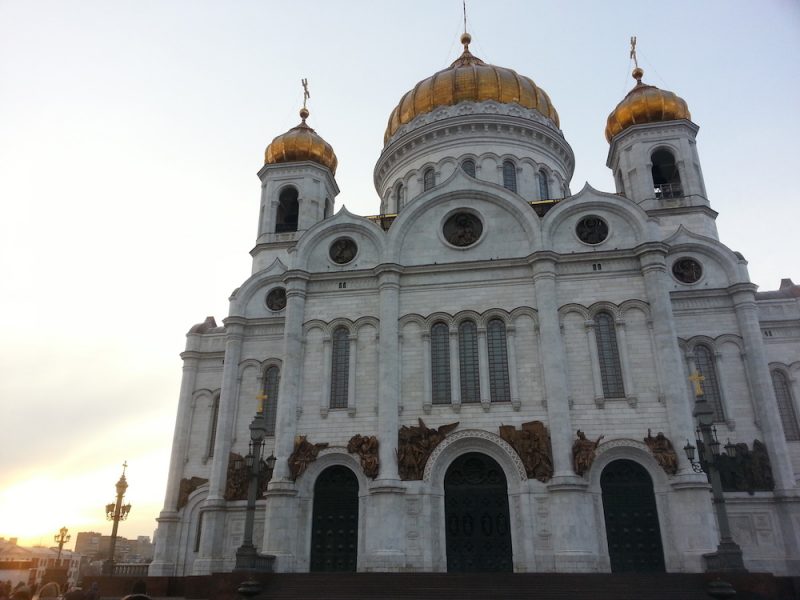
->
<box><xmin>688</xmin><ymin>371</ymin><xmax>705</xmax><ymax>397</ymax></box>
<box><xmin>256</xmin><ymin>391</ymin><xmax>268</xmax><ymax>414</ymax></box>
<box><xmin>630</xmin><ymin>36</ymin><xmax>639</xmax><ymax>68</ymax></box>
<box><xmin>301</xmin><ymin>78</ymin><xmax>310</xmax><ymax>110</ymax></box>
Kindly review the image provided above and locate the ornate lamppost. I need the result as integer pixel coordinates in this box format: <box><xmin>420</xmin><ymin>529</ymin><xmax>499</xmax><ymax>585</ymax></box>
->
<box><xmin>683</xmin><ymin>371</ymin><xmax>746</xmax><ymax>573</ymax></box>
<box><xmin>54</xmin><ymin>526</ymin><xmax>71</xmax><ymax>565</ymax></box>
<box><xmin>102</xmin><ymin>462</ymin><xmax>132</xmax><ymax>576</ymax></box>
<box><xmin>234</xmin><ymin>393</ymin><xmax>276</xmax><ymax>575</ymax></box>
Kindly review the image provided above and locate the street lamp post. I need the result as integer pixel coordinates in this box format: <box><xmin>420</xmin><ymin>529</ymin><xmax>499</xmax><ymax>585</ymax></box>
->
<box><xmin>683</xmin><ymin>372</ymin><xmax>746</xmax><ymax>573</ymax></box>
<box><xmin>102</xmin><ymin>462</ymin><xmax>132</xmax><ymax>576</ymax></box>
<box><xmin>54</xmin><ymin>527</ymin><xmax>71</xmax><ymax>565</ymax></box>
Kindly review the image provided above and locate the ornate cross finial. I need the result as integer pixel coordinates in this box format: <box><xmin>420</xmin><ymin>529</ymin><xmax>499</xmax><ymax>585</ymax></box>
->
<box><xmin>688</xmin><ymin>371</ymin><xmax>705</xmax><ymax>397</ymax></box>
<box><xmin>256</xmin><ymin>391</ymin><xmax>268</xmax><ymax>414</ymax></box>
<box><xmin>301</xmin><ymin>78</ymin><xmax>310</xmax><ymax>110</ymax></box>
<box><xmin>630</xmin><ymin>36</ymin><xmax>639</xmax><ymax>69</ymax></box>
<box><xmin>463</xmin><ymin>0</ymin><xmax>467</xmax><ymax>34</ymax></box>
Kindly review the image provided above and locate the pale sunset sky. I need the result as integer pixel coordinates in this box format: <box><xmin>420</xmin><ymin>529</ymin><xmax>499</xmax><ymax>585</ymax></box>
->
<box><xmin>1</xmin><ymin>1</ymin><xmax>798</xmax><ymax>549</ymax></box>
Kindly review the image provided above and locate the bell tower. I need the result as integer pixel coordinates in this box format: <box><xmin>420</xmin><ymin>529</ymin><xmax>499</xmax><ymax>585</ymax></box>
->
<box><xmin>605</xmin><ymin>41</ymin><xmax>716</xmax><ymax>240</ymax></box>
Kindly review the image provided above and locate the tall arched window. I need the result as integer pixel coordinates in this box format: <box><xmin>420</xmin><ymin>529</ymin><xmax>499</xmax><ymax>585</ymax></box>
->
<box><xmin>487</xmin><ymin>319</ymin><xmax>511</xmax><ymax>402</ymax></box>
<box><xmin>651</xmin><ymin>149</ymin><xmax>682</xmax><ymax>199</ymax></box>
<box><xmin>395</xmin><ymin>182</ymin><xmax>404</xmax><ymax>213</ymax></box>
<box><xmin>594</xmin><ymin>312</ymin><xmax>624</xmax><ymax>398</ymax></box>
<box><xmin>538</xmin><ymin>169</ymin><xmax>549</xmax><ymax>199</ymax></box>
<box><xmin>458</xmin><ymin>320</ymin><xmax>480</xmax><ymax>403</ymax></box>
<box><xmin>771</xmin><ymin>370</ymin><xmax>800</xmax><ymax>441</ymax></box>
<box><xmin>275</xmin><ymin>187</ymin><xmax>299</xmax><ymax>232</ymax></box>
<box><xmin>502</xmin><ymin>161</ymin><xmax>517</xmax><ymax>193</ymax></box>
<box><xmin>461</xmin><ymin>159</ymin><xmax>476</xmax><ymax>178</ymax></box>
<box><xmin>207</xmin><ymin>394</ymin><xmax>220</xmax><ymax>458</ymax></box>
<box><xmin>431</xmin><ymin>322</ymin><xmax>451</xmax><ymax>405</ymax></box>
<box><xmin>263</xmin><ymin>365</ymin><xmax>280</xmax><ymax>436</ymax></box>
<box><xmin>692</xmin><ymin>345</ymin><xmax>724</xmax><ymax>421</ymax></box>
<box><xmin>423</xmin><ymin>167</ymin><xmax>435</xmax><ymax>191</ymax></box>
<box><xmin>330</xmin><ymin>327</ymin><xmax>350</xmax><ymax>409</ymax></box>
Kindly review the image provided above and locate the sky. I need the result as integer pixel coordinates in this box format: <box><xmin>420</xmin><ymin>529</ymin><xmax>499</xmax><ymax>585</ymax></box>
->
<box><xmin>1</xmin><ymin>0</ymin><xmax>799</xmax><ymax>550</ymax></box>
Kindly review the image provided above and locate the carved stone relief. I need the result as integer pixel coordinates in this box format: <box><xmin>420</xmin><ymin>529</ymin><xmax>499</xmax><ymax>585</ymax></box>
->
<box><xmin>289</xmin><ymin>435</ymin><xmax>329</xmax><ymax>481</ymax></box>
<box><xmin>498</xmin><ymin>421</ymin><xmax>554</xmax><ymax>482</ymax></box>
<box><xmin>224</xmin><ymin>453</ymin><xmax>272</xmax><ymax>501</ymax></box>
<box><xmin>700</xmin><ymin>439</ymin><xmax>775</xmax><ymax>493</ymax></box>
<box><xmin>643</xmin><ymin>429</ymin><xmax>679</xmax><ymax>475</ymax></box>
<box><xmin>177</xmin><ymin>476</ymin><xmax>208</xmax><ymax>509</ymax></box>
<box><xmin>397</xmin><ymin>419</ymin><xmax>459</xmax><ymax>480</ymax></box>
<box><xmin>572</xmin><ymin>430</ymin><xmax>604</xmax><ymax>476</ymax></box>
<box><xmin>347</xmin><ymin>434</ymin><xmax>380</xmax><ymax>479</ymax></box>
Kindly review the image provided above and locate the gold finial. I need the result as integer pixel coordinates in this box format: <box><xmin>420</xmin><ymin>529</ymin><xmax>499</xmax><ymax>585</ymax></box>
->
<box><xmin>256</xmin><ymin>391</ymin><xmax>268</xmax><ymax>414</ymax></box>
<box><xmin>463</xmin><ymin>0</ymin><xmax>467</xmax><ymax>35</ymax></box>
<box><xmin>688</xmin><ymin>371</ymin><xmax>705</xmax><ymax>397</ymax></box>
<box><xmin>630</xmin><ymin>36</ymin><xmax>644</xmax><ymax>83</ymax></box>
<box><xmin>300</xmin><ymin>78</ymin><xmax>310</xmax><ymax>121</ymax></box>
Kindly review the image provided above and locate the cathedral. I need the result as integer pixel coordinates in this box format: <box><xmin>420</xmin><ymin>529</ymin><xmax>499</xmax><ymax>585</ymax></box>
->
<box><xmin>149</xmin><ymin>32</ymin><xmax>800</xmax><ymax>577</ymax></box>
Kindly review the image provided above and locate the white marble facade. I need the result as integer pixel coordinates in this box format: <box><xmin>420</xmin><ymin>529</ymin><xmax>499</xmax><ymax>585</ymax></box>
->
<box><xmin>150</xmin><ymin>41</ymin><xmax>800</xmax><ymax>578</ymax></box>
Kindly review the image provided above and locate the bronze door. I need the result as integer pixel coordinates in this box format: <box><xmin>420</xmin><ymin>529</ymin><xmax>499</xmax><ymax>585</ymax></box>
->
<box><xmin>601</xmin><ymin>459</ymin><xmax>665</xmax><ymax>572</ymax></box>
<box><xmin>310</xmin><ymin>466</ymin><xmax>358</xmax><ymax>572</ymax></box>
<box><xmin>445</xmin><ymin>452</ymin><xmax>512</xmax><ymax>572</ymax></box>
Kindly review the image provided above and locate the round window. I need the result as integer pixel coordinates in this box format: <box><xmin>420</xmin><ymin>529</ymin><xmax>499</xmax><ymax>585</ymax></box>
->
<box><xmin>672</xmin><ymin>258</ymin><xmax>703</xmax><ymax>284</ymax></box>
<box><xmin>576</xmin><ymin>216</ymin><xmax>609</xmax><ymax>244</ymax></box>
<box><xmin>329</xmin><ymin>237</ymin><xmax>358</xmax><ymax>264</ymax></box>
<box><xmin>443</xmin><ymin>212</ymin><xmax>483</xmax><ymax>247</ymax></box>
<box><xmin>266</xmin><ymin>287</ymin><xmax>287</xmax><ymax>311</ymax></box>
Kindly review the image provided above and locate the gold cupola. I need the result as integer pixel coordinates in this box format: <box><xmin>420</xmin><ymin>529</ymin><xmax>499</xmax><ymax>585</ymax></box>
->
<box><xmin>265</xmin><ymin>107</ymin><xmax>338</xmax><ymax>175</ymax></box>
<box><xmin>605</xmin><ymin>67</ymin><xmax>691</xmax><ymax>142</ymax></box>
<box><xmin>384</xmin><ymin>33</ymin><xmax>560</xmax><ymax>145</ymax></box>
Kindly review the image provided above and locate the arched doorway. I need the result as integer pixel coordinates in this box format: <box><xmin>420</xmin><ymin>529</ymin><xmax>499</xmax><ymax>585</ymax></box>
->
<box><xmin>444</xmin><ymin>452</ymin><xmax>512</xmax><ymax>572</ymax></box>
<box><xmin>309</xmin><ymin>465</ymin><xmax>358</xmax><ymax>571</ymax></box>
<box><xmin>601</xmin><ymin>459</ymin><xmax>665</xmax><ymax>572</ymax></box>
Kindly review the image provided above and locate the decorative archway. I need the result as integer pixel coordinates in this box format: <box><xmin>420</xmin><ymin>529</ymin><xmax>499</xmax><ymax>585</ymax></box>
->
<box><xmin>601</xmin><ymin>459</ymin><xmax>665</xmax><ymax>572</ymax></box>
<box><xmin>444</xmin><ymin>452</ymin><xmax>512</xmax><ymax>572</ymax></box>
<box><xmin>309</xmin><ymin>465</ymin><xmax>358</xmax><ymax>571</ymax></box>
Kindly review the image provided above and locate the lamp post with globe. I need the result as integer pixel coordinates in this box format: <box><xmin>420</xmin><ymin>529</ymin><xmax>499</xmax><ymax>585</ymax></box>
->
<box><xmin>102</xmin><ymin>462</ymin><xmax>132</xmax><ymax>576</ymax></box>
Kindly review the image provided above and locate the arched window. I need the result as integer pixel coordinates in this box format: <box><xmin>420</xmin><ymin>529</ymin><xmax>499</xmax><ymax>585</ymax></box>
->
<box><xmin>423</xmin><ymin>167</ymin><xmax>435</xmax><ymax>191</ymax></box>
<box><xmin>502</xmin><ymin>161</ymin><xmax>517</xmax><ymax>193</ymax></box>
<box><xmin>651</xmin><ymin>149</ymin><xmax>682</xmax><ymax>199</ymax></box>
<box><xmin>431</xmin><ymin>322</ymin><xmax>451</xmax><ymax>405</ymax></box>
<box><xmin>487</xmin><ymin>319</ymin><xmax>511</xmax><ymax>402</ymax></box>
<box><xmin>275</xmin><ymin>187</ymin><xmax>299</xmax><ymax>232</ymax></box>
<box><xmin>395</xmin><ymin>182</ymin><xmax>404</xmax><ymax>213</ymax></box>
<box><xmin>330</xmin><ymin>327</ymin><xmax>350</xmax><ymax>409</ymax></box>
<box><xmin>692</xmin><ymin>345</ymin><xmax>724</xmax><ymax>421</ymax></box>
<box><xmin>594</xmin><ymin>312</ymin><xmax>624</xmax><ymax>398</ymax></box>
<box><xmin>458</xmin><ymin>320</ymin><xmax>480</xmax><ymax>403</ymax></box>
<box><xmin>461</xmin><ymin>159</ymin><xmax>476</xmax><ymax>178</ymax></box>
<box><xmin>207</xmin><ymin>394</ymin><xmax>220</xmax><ymax>458</ymax></box>
<box><xmin>324</xmin><ymin>198</ymin><xmax>332</xmax><ymax>219</ymax></box>
<box><xmin>771</xmin><ymin>370</ymin><xmax>800</xmax><ymax>441</ymax></box>
<box><xmin>538</xmin><ymin>169</ymin><xmax>549</xmax><ymax>199</ymax></box>
<box><xmin>262</xmin><ymin>365</ymin><xmax>280</xmax><ymax>436</ymax></box>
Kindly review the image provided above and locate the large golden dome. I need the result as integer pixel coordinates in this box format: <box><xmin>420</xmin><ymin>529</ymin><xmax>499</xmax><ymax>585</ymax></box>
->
<box><xmin>605</xmin><ymin>68</ymin><xmax>691</xmax><ymax>142</ymax></box>
<box><xmin>384</xmin><ymin>33</ymin><xmax>559</xmax><ymax>145</ymax></box>
<box><xmin>265</xmin><ymin>108</ymin><xmax>338</xmax><ymax>175</ymax></box>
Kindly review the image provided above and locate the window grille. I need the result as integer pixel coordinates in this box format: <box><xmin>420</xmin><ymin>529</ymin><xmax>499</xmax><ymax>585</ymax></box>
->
<box><xmin>207</xmin><ymin>395</ymin><xmax>220</xmax><ymax>458</ymax></box>
<box><xmin>423</xmin><ymin>168</ymin><xmax>435</xmax><ymax>191</ymax></box>
<box><xmin>461</xmin><ymin>160</ymin><xmax>476</xmax><ymax>178</ymax></box>
<box><xmin>772</xmin><ymin>370</ymin><xmax>800</xmax><ymax>441</ymax></box>
<box><xmin>538</xmin><ymin>169</ymin><xmax>549</xmax><ymax>199</ymax></box>
<box><xmin>395</xmin><ymin>183</ymin><xmax>404</xmax><ymax>212</ymax></box>
<box><xmin>263</xmin><ymin>365</ymin><xmax>280</xmax><ymax>435</ymax></box>
<box><xmin>502</xmin><ymin>161</ymin><xmax>517</xmax><ymax>192</ymax></box>
<box><xmin>330</xmin><ymin>327</ymin><xmax>350</xmax><ymax>409</ymax></box>
<box><xmin>693</xmin><ymin>345</ymin><xmax>724</xmax><ymax>421</ymax></box>
<box><xmin>594</xmin><ymin>312</ymin><xmax>625</xmax><ymax>398</ymax></box>
<box><xmin>458</xmin><ymin>321</ymin><xmax>480</xmax><ymax>403</ymax></box>
<box><xmin>487</xmin><ymin>319</ymin><xmax>511</xmax><ymax>402</ymax></box>
<box><xmin>431</xmin><ymin>322</ymin><xmax>451</xmax><ymax>404</ymax></box>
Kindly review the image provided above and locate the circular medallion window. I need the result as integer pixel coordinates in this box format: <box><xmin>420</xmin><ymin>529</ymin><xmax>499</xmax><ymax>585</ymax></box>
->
<box><xmin>329</xmin><ymin>237</ymin><xmax>358</xmax><ymax>264</ymax></box>
<box><xmin>443</xmin><ymin>212</ymin><xmax>483</xmax><ymax>247</ymax></box>
<box><xmin>266</xmin><ymin>287</ymin><xmax>286</xmax><ymax>311</ymax></box>
<box><xmin>575</xmin><ymin>216</ymin><xmax>609</xmax><ymax>245</ymax></box>
<box><xmin>672</xmin><ymin>258</ymin><xmax>703</xmax><ymax>284</ymax></box>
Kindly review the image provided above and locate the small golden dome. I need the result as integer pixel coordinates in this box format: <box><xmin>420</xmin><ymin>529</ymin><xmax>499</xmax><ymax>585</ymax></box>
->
<box><xmin>265</xmin><ymin>108</ymin><xmax>338</xmax><ymax>174</ymax></box>
<box><xmin>384</xmin><ymin>35</ymin><xmax>559</xmax><ymax>145</ymax></box>
<box><xmin>605</xmin><ymin>68</ymin><xmax>691</xmax><ymax>142</ymax></box>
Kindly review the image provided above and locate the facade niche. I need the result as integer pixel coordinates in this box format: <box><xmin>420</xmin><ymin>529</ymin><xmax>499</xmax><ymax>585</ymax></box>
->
<box><xmin>275</xmin><ymin>187</ymin><xmax>300</xmax><ymax>232</ymax></box>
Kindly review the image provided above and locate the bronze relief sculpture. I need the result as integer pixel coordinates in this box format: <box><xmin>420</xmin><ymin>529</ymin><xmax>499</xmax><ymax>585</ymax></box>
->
<box><xmin>289</xmin><ymin>435</ymin><xmax>329</xmax><ymax>481</ymax></box>
<box><xmin>397</xmin><ymin>419</ymin><xmax>459</xmax><ymax>480</ymax></box>
<box><xmin>348</xmin><ymin>434</ymin><xmax>380</xmax><ymax>479</ymax></box>
<box><xmin>643</xmin><ymin>429</ymin><xmax>679</xmax><ymax>475</ymax></box>
<box><xmin>177</xmin><ymin>476</ymin><xmax>208</xmax><ymax>509</ymax></box>
<box><xmin>572</xmin><ymin>430</ymin><xmax>604</xmax><ymax>476</ymax></box>
<box><xmin>499</xmin><ymin>421</ymin><xmax>554</xmax><ymax>482</ymax></box>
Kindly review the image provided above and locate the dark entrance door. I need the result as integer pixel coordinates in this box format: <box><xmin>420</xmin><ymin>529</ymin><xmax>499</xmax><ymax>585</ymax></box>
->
<box><xmin>601</xmin><ymin>459</ymin><xmax>665</xmax><ymax>572</ymax></box>
<box><xmin>310</xmin><ymin>465</ymin><xmax>358</xmax><ymax>572</ymax></box>
<box><xmin>444</xmin><ymin>452</ymin><xmax>512</xmax><ymax>572</ymax></box>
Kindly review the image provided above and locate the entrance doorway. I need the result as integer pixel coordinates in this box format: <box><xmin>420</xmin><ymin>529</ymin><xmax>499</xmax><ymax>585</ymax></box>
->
<box><xmin>601</xmin><ymin>459</ymin><xmax>665</xmax><ymax>572</ymax></box>
<box><xmin>309</xmin><ymin>465</ymin><xmax>358</xmax><ymax>571</ymax></box>
<box><xmin>444</xmin><ymin>452</ymin><xmax>512</xmax><ymax>572</ymax></box>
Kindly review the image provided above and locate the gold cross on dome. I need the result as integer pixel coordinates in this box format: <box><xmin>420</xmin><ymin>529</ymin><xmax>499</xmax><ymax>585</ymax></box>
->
<box><xmin>301</xmin><ymin>78</ymin><xmax>310</xmax><ymax>109</ymax></box>
<box><xmin>630</xmin><ymin>36</ymin><xmax>639</xmax><ymax>68</ymax></box>
<box><xmin>256</xmin><ymin>391</ymin><xmax>268</xmax><ymax>414</ymax></box>
<box><xmin>688</xmin><ymin>371</ymin><xmax>705</xmax><ymax>397</ymax></box>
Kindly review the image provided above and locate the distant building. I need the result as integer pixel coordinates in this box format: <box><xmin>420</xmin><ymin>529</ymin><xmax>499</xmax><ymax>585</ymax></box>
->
<box><xmin>0</xmin><ymin>537</ymin><xmax>80</xmax><ymax>589</ymax></box>
<box><xmin>74</xmin><ymin>532</ymin><xmax>153</xmax><ymax>563</ymax></box>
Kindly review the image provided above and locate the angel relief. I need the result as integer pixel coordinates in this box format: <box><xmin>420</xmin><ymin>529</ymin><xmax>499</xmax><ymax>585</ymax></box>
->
<box><xmin>397</xmin><ymin>419</ymin><xmax>459</xmax><ymax>480</ymax></box>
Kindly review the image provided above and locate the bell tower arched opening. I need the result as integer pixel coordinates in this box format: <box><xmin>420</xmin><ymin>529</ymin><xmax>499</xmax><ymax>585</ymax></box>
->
<box><xmin>651</xmin><ymin>149</ymin><xmax>682</xmax><ymax>199</ymax></box>
<box><xmin>275</xmin><ymin>187</ymin><xmax>299</xmax><ymax>233</ymax></box>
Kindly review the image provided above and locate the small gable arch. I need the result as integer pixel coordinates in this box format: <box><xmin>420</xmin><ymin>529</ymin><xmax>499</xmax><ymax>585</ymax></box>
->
<box><xmin>291</xmin><ymin>210</ymin><xmax>387</xmax><ymax>271</ymax></box>
<box><xmin>293</xmin><ymin>449</ymin><xmax>368</xmax><ymax>499</ymax></box>
<box><xmin>558</xmin><ymin>303</ymin><xmax>590</xmax><ymax>322</ymax></box>
<box><xmin>589</xmin><ymin>439</ymin><xmax>671</xmax><ymax>492</ymax></box>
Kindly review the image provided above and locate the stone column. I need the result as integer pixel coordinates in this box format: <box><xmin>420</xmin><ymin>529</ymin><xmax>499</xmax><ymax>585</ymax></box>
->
<box><xmin>584</xmin><ymin>320</ymin><xmax>605</xmax><ymax>407</ymax></box>
<box><xmin>477</xmin><ymin>326</ymin><xmax>490</xmax><ymax>408</ymax></box>
<box><xmin>615</xmin><ymin>320</ymin><xmax>637</xmax><ymax>406</ymax></box>
<box><xmin>193</xmin><ymin>319</ymin><xmax>245</xmax><ymax>574</ymax></box>
<box><xmin>347</xmin><ymin>333</ymin><xmax>358</xmax><ymax>415</ymax></box>
<box><xmin>149</xmin><ymin>351</ymin><xmax>199</xmax><ymax>576</ymax></box>
<box><xmin>730</xmin><ymin>283</ymin><xmax>795</xmax><ymax>490</ymax></box>
<box><xmin>422</xmin><ymin>331</ymin><xmax>432</xmax><ymax>413</ymax></box>
<box><xmin>320</xmin><ymin>337</ymin><xmax>331</xmax><ymax>417</ymax></box>
<box><xmin>363</xmin><ymin>266</ymin><xmax>406</xmax><ymax>571</ymax></box>
<box><xmin>449</xmin><ymin>328</ymin><xmax>462</xmax><ymax>410</ymax></box>
<box><xmin>506</xmin><ymin>325</ymin><xmax>521</xmax><ymax>410</ymax></box>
